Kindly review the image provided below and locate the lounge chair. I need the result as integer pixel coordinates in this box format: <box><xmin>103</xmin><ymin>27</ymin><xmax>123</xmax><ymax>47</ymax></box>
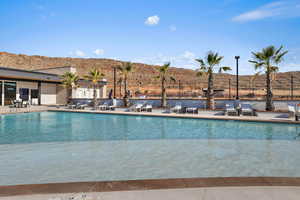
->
<box><xmin>76</xmin><ymin>103</ymin><xmax>88</xmax><ymax>110</ymax></box>
<box><xmin>241</xmin><ymin>104</ymin><xmax>255</xmax><ymax>116</ymax></box>
<box><xmin>108</xmin><ymin>99</ymin><xmax>117</xmax><ymax>110</ymax></box>
<box><xmin>225</xmin><ymin>103</ymin><xmax>238</xmax><ymax>116</ymax></box>
<box><xmin>67</xmin><ymin>103</ymin><xmax>77</xmax><ymax>109</ymax></box>
<box><xmin>171</xmin><ymin>105</ymin><xmax>182</xmax><ymax>114</ymax></box>
<box><xmin>98</xmin><ymin>102</ymin><xmax>109</xmax><ymax>110</ymax></box>
<box><xmin>142</xmin><ymin>104</ymin><xmax>152</xmax><ymax>112</ymax></box>
<box><xmin>295</xmin><ymin>106</ymin><xmax>300</xmax><ymax>121</ymax></box>
<box><xmin>288</xmin><ymin>104</ymin><xmax>296</xmax><ymax>117</ymax></box>
<box><xmin>128</xmin><ymin>103</ymin><xmax>143</xmax><ymax>112</ymax></box>
<box><xmin>186</xmin><ymin>107</ymin><xmax>198</xmax><ymax>114</ymax></box>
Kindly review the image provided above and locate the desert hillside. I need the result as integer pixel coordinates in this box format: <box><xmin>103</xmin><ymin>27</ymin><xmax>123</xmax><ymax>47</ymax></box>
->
<box><xmin>0</xmin><ymin>52</ymin><xmax>299</xmax><ymax>98</ymax></box>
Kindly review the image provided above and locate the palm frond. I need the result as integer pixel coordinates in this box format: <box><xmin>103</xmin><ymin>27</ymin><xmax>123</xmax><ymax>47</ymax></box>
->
<box><xmin>218</xmin><ymin>66</ymin><xmax>231</xmax><ymax>73</ymax></box>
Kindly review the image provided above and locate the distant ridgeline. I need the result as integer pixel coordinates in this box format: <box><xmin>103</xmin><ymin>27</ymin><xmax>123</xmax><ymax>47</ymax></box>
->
<box><xmin>0</xmin><ymin>52</ymin><xmax>299</xmax><ymax>98</ymax></box>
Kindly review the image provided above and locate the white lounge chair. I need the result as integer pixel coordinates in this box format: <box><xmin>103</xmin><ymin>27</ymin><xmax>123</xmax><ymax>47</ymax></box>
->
<box><xmin>76</xmin><ymin>103</ymin><xmax>88</xmax><ymax>110</ymax></box>
<box><xmin>98</xmin><ymin>102</ymin><xmax>108</xmax><ymax>110</ymax></box>
<box><xmin>172</xmin><ymin>105</ymin><xmax>182</xmax><ymax>114</ymax></box>
<box><xmin>295</xmin><ymin>105</ymin><xmax>300</xmax><ymax>121</ymax></box>
<box><xmin>288</xmin><ymin>104</ymin><xmax>296</xmax><ymax>117</ymax></box>
<box><xmin>225</xmin><ymin>104</ymin><xmax>238</xmax><ymax>116</ymax></box>
<box><xmin>241</xmin><ymin>104</ymin><xmax>255</xmax><ymax>116</ymax></box>
<box><xmin>142</xmin><ymin>104</ymin><xmax>152</xmax><ymax>112</ymax></box>
<box><xmin>108</xmin><ymin>99</ymin><xmax>117</xmax><ymax>110</ymax></box>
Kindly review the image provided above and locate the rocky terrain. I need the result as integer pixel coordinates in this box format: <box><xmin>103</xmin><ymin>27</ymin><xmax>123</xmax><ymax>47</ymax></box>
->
<box><xmin>0</xmin><ymin>52</ymin><xmax>299</xmax><ymax>98</ymax></box>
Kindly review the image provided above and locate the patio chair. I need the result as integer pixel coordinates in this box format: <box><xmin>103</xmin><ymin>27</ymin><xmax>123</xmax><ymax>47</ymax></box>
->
<box><xmin>142</xmin><ymin>104</ymin><xmax>152</xmax><ymax>112</ymax></box>
<box><xmin>98</xmin><ymin>102</ymin><xmax>109</xmax><ymax>110</ymax></box>
<box><xmin>225</xmin><ymin>103</ymin><xmax>238</xmax><ymax>116</ymax></box>
<box><xmin>241</xmin><ymin>104</ymin><xmax>255</xmax><ymax>116</ymax></box>
<box><xmin>108</xmin><ymin>99</ymin><xmax>117</xmax><ymax>110</ymax></box>
<box><xmin>171</xmin><ymin>104</ymin><xmax>182</xmax><ymax>114</ymax></box>
<box><xmin>76</xmin><ymin>103</ymin><xmax>88</xmax><ymax>110</ymax></box>
<box><xmin>186</xmin><ymin>107</ymin><xmax>198</xmax><ymax>114</ymax></box>
<box><xmin>67</xmin><ymin>103</ymin><xmax>77</xmax><ymax>109</ymax></box>
<box><xmin>295</xmin><ymin>105</ymin><xmax>300</xmax><ymax>121</ymax></box>
<box><xmin>288</xmin><ymin>104</ymin><xmax>296</xmax><ymax>117</ymax></box>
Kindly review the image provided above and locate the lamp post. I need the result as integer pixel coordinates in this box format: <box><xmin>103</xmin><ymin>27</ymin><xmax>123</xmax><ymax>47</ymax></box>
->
<box><xmin>235</xmin><ymin>56</ymin><xmax>240</xmax><ymax>100</ymax></box>
<box><xmin>291</xmin><ymin>75</ymin><xmax>294</xmax><ymax>100</ymax></box>
<box><xmin>113</xmin><ymin>67</ymin><xmax>117</xmax><ymax>99</ymax></box>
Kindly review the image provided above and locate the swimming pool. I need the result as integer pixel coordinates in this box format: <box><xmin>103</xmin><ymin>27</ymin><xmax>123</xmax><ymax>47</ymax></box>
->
<box><xmin>0</xmin><ymin>111</ymin><xmax>300</xmax><ymax>186</ymax></box>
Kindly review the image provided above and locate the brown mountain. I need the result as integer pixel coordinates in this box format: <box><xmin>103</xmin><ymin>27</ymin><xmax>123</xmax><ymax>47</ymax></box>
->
<box><xmin>0</xmin><ymin>52</ymin><xmax>299</xmax><ymax>98</ymax></box>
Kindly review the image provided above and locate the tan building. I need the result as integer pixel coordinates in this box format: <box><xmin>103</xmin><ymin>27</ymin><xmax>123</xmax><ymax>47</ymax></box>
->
<box><xmin>0</xmin><ymin>66</ymin><xmax>107</xmax><ymax>106</ymax></box>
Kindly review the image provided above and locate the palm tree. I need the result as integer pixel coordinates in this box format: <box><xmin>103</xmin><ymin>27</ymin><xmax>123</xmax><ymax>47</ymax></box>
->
<box><xmin>118</xmin><ymin>62</ymin><xmax>134</xmax><ymax>107</ymax></box>
<box><xmin>249</xmin><ymin>45</ymin><xmax>288</xmax><ymax>111</ymax></box>
<box><xmin>85</xmin><ymin>68</ymin><xmax>105</xmax><ymax>109</ymax></box>
<box><xmin>155</xmin><ymin>62</ymin><xmax>175</xmax><ymax>108</ymax></box>
<box><xmin>195</xmin><ymin>51</ymin><xmax>231</xmax><ymax>110</ymax></box>
<box><xmin>61</xmin><ymin>72</ymin><xmax>79</xmax><ymax>104</ymax></box>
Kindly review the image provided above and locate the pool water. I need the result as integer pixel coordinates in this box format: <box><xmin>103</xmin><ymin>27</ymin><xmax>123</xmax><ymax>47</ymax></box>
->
<box><xmin>0</xmin><ymin>111</ymin><xmax>300</xmax><ymax>186</ymax></box>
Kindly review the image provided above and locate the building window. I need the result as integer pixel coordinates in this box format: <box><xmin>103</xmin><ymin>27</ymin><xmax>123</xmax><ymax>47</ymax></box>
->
<box><xmin>4</xmin><ymin>81</ymin><xmax>16</xmax><ymax>105</ymax></box>
<box><xmin>31</xmin><ymin>89</ymin><xmax>39</xmax><ymax>99</ymax></box>
<box><xmin>19</xmin><ymin>88</ymin><xmax>29</xmax><ymax>101</ymax></box>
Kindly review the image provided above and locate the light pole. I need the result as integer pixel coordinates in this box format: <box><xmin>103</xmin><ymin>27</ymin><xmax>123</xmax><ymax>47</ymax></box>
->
<box><xmin>228</xmin><ymin>78</ymin><xmax>231</xmax><ymax>99</ymax></box>
<box><xmin>235</xmin><ymin>56</ymin><xmax>240</xmax><ymax>100</ymax></box>
<box><xmin>113</xmin><ymin>67</ymin><xmax>117</xmax><ymax>99</ymax></box>
<box><xmin>291</xmin><ymin>75</ymin><xmax>294</xmax><ymax>100</ymax></box>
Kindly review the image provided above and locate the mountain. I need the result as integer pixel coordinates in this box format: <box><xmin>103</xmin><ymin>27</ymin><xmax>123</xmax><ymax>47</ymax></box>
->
<box><xmin>0</xmin><ymin>52</ymin><xmax>299</xmax><ymax>98</ymax></box>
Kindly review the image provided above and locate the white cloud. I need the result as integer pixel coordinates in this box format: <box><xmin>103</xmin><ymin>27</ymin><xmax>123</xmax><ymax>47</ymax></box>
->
<box><xmin>69</xmin><ymin>50</ymin><xmax>86</xmax><ymax>57</ymax></box>
<box><xmin>169</xmin><ymin>25</ymin><xmax>177</xmax><ymax>32</ymax></box>
<box><xmin>145</xmin><ymin>15</ymin><xmax>160</xmax><ymax>26</ymax></box>
<box><xmin>232</xmin><ymin>0</ymin><xmax>300</xmax><ymax>22</ymax></box>
<box><xmin>93</xmin><ymin>49</ymin><xmax>105</xmax><ymax>56</ymax></box>
<box><xmin>132</xmin><ymin>51</ymin><xmax>198</xmax><ymax>69</ymax></box>
<box><xmin>183</xmin><ymin>51</ymin><xmax>196</xmax><ymax>60</ymax></box>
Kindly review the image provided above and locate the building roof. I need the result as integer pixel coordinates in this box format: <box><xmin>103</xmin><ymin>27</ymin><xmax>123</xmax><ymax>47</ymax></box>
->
<box><xmin>0</xmin><ymin>66</ymin><xmax>107</xmax><ymax>85</ymax></box>
<box><xmin>0</xmin><ymin>66</ymin><xmax>61</xmax><ymax>83</ymax></box>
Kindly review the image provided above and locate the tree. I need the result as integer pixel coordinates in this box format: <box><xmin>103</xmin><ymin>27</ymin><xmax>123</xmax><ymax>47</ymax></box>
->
<box><xmin>249</xmin><ymin>45</ymin><xmax>288</xmax><ymax>111</ymax></box>
<box><xmin>85</xmin><ymin>68</ymin><xmax>105</xmax><ymax>109</ymax></box>
<box><xmin>155</xmin><ymin>62</ymin><xmax>175</xmax><ymax>108</ymax></box>
<box><xmin>118</xmin><ymin>62</ymin><xmax>134</xmax><ymax>107</ymax></box>
<box><xmin>195</xmin><ymin>51</ymin><xmax>231</xmax><ymax>110</ymax></box>
<box><xmin>61</xmin><ymin>72</ymin><xmax>79</xmax><ymax>104</ymax></box>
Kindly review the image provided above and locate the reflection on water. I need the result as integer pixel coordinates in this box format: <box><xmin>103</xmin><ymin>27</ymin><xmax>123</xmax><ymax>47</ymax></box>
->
<box><xmin>0</xmin><ymin>112</ymin><xmax>300</xmax><ymax>185</ymax></box>
<box><xmin>0</xmin><ymin>111</ymin><xmax>300</xmax><ymax>145</ymax></box>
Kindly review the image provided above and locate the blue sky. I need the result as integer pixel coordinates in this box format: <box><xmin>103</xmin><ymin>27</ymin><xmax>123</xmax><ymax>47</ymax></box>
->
<box><xmin>0</xmin><ymin>0</ymin><xmax>300</xmax><ymax>75</ymax></box>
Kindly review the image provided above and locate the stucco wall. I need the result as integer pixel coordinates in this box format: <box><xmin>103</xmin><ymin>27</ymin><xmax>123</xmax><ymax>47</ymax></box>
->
<box><xmin>56</xmin><ymin>85</ymin><xmax>67</xmax><ymax>105</ymax></box>
<box><xmin>41</xmin><ymin>83</ymin><xmax>57</xmax><ymax>105</ymax></box>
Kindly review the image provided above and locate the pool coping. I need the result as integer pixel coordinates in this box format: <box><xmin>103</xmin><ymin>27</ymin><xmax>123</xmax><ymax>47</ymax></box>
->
<box><xmin>1</xmin><ymin>177</ymin><xmax>300</xmax><ymax>197</ymax></box>
<box><xmin>49</xmin><ymin>108</ymin><xmax>300</xmax><ymax>124</ymax></box>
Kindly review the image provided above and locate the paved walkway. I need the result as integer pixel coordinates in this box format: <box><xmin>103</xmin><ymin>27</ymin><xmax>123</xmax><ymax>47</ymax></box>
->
<box><xmin>2</xmin><ymin>187</ymin><xmax>300</xmax><ymax>200</ymax></box>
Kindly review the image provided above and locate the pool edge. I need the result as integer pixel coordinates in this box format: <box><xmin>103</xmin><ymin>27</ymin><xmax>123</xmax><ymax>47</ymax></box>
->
<box><xmin>1</xmin><ymin>177</ymin><xmax>300</xmax><ymax>197</ymax></box>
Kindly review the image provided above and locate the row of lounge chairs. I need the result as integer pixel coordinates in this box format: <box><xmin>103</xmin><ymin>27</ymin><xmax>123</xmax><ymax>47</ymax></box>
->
<box><xmin>128</xmin><ymin>103</ymin><xmax>152</xmax><ymax>112</ymax></box>
<box><xmin>225</xmin><ymin>103</ymin><xmax>256</xmax><ymax>116</ymax></box>
<box><xmin>67</xmin><ymin>103</ymin><xmax>89</xmax><ymax>110</ymax></box>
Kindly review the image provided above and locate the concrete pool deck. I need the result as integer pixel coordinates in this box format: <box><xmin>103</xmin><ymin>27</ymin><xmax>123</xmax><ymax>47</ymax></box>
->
<box><xmin>1</xmin><ymin>187</ymin><xmax>300</xmax><ymax>200</ymax></box>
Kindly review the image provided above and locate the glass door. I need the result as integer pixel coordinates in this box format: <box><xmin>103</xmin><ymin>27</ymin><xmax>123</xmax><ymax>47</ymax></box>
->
<box><xmin>4</xmin><ymin>81</ymin><xmax>16</xmax><ymax>105</ymax></box>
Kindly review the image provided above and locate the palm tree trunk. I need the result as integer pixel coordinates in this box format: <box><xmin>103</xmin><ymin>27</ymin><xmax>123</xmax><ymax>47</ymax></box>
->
<box><xmin>123</xmin><ymin>75</ymin><xmax>129</xmax><ymax>107</ymax></box>
<box><xmin>93</xmin><ymin>85</ymin><xmax>97</xmax><ymax>109</ymax></box>
<box><xmin>67</xmin><ymin>88</ymin><xmax>72</xmax><ymax>104</ymax></box>
<box><xmin>161</xmin><ymin>77</ymin><xmax>167</xmax><ymax>107</ymax></box>
<box><xmin>266</xmin><ymin>70</ymin><xmax>274</xmax><ymax>111</ymax></box>
<box><xmin>206</xmin><ymin>73</ymin><xmax>215</xmax><ymax>110</ymax></box>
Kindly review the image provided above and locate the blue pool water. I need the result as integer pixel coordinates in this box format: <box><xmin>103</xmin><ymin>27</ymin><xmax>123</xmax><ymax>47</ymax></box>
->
<box><xmin>0</xmin><ymin>111</ymin><xmax>300</xmax><ymax>186</ymax></box>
